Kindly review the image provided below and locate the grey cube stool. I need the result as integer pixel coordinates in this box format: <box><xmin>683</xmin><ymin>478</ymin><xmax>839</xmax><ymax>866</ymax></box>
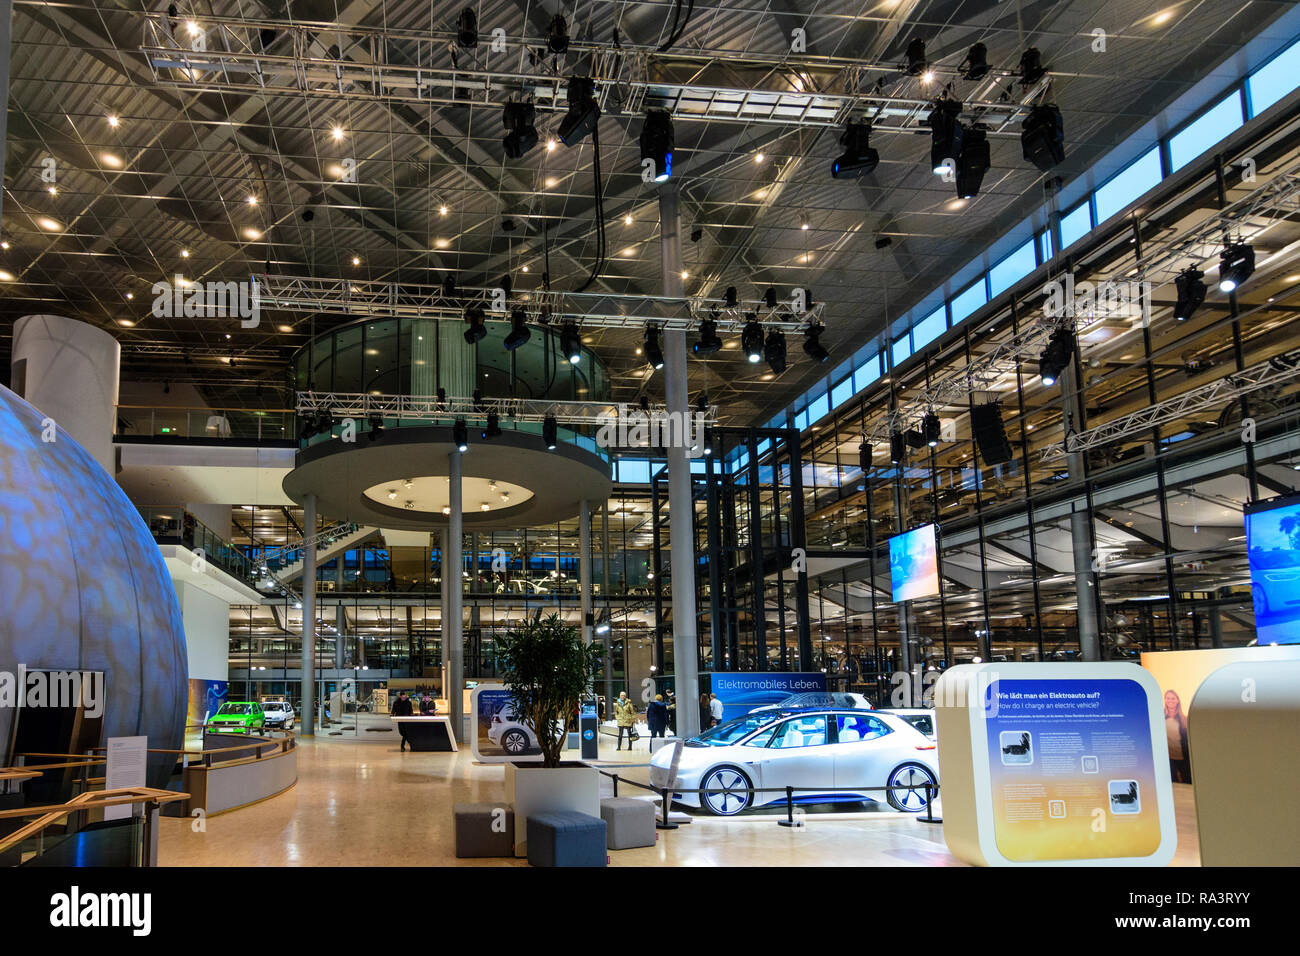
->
<box><xmin>600</xmin><ymin>797</ymin><xmax>657</xmax><ymax>850</ymax></box>
<box><xmin>526</xmin><ymin>811</ymin><xmax>607</xmax><ymax>867</ymax></box>
<box><xmin>453</xmin><ymin>802</ymin><xmax>515</xmax><ymax>858</ymax></box>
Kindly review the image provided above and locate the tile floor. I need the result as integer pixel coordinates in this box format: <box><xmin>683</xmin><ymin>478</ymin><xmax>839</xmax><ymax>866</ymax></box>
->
<box><xmin>158</xmin><ymin>735</ymin><xmax>1201</xmax><ymax>867</ymax></box>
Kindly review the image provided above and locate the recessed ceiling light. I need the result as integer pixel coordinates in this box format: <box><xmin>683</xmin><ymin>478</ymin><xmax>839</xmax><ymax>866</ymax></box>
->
<box><xmin>435</xmin><ymin>238</ymin><xmax>449</xmax><ymax>248</ymax></box>
<box><xmin>521</xmin><ymin>265</ymin><xmax>529</xmax><ymax>272</ymax></box>
<box><xmin>1</xmin><ymin>241</ymin><xmax>9</xmax><ymax>249</ymax></box>
<box><xmin>246</xmin><ymin>195</ymin><xmax>257</xmax><ymax>206</ymax></box>
<box><xmin>185</xmin><ymin>20</ymin><xmax>201</xmax><ymax>37</ymax></box>
<box><xmin>1151</xmin><ymin>9</ymin><xmax>1174</xmax><ymax>25</ymax></box>
<box><xmin>117</xmin><ymin>318</ymin><xmax>134</xmax><ymax>327</ymax></box>
<box><xmin>351</xmin><ymin>255</ymin><xmax>361</xmax><ymax>266</ymax></box>
<box><xmin>37</xmin><ymin>216</ymin><xmax>61</xmax><ymax>231</ymax></box>
<box><xmin>243</xmin><ymin>228</ymin><xmax>262</xmax><ymax>240</ymax></box>
<box><xmin>100</xmin><ymin>153</ymin><xmax>123</xmax><ymax>168</ymax></box>
<box><xmin>331</xmin><ymin>125</ymin><xmax>344</xmax><ymax>141</ymax></box>
<box><xmin>439</xmin><ymin>204</ymin><xmax>448</xmax><ymax>216</ymax></box>
<box><xmin>622</xmin><ymin>246</ymin><xmax>636</xmax><ymax>257</ymax></box>
<box><xmin>755</xmin><ymin>153</ymin><xmax>765</xmax><ymax>164</ymax></box>
<box><xmin>546</xmin><ymin>139</ymin><xmax>556</xmax><ymax>152</ymax></box>
<box><xmin>680</xmin><ymin>270</ymin><xmax>689</xmax><ymax>280</ymax></box>
<box><xmin>0</xmin><ymin>270</ymin><xmax>14</xmax><ymax>282</ymax></box>
<box><xmin>107</xmin><ymin>114</ymin><xmax>120</xmax><ymax>128</ymax></box>
<box><xmin>624</xmin><ymin>214</ymin><xmax>633</xmax><ymax>225</ymax></box>
<box><xmin>180</xmin><ymin>248</ymin><xmax>190</xmax><ymax>258</ymax></box>
<box><xmin>1286</xmin><ymin>274</ymin><xmax>1300</xmax><ymax>283</ymax></box>
<box><xmin>327</xmin><ymin>163</ymin><xmax>345</xmax><ymax>178</ymax></box>
<box><xmin>442</xmin><ymin>506</ymin><xmax>451</xmax><ymax>516</ymax></box>
<box><xmin>125</xmin><ymin>292</ymin><xmax>133</xmax><ymax>300</ymax></box>
<box><xmin>278</xmin><ymin>324</ymin><xmax>293</xmax><ymax>333</ymax></box>
<box><xmin>480</xmin><ymin>502</ymin><xmax>490</xmax><ymax>511</ymax></box>
<box><xmin>545</xmin><ymin>177</ymin><xmax>558</xmax><ymax>188</ymax></box>
<box><xmin>47</xmin><ymin>186</ymin><xmax>57</xmax><ymax>196</ymax></box>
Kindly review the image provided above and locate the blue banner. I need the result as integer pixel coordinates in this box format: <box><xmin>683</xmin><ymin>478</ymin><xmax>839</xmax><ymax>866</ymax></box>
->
<box><xmin>701</xmin><ymin>672</ymin><xmax>827</xmax><ymax>724</ymax></box>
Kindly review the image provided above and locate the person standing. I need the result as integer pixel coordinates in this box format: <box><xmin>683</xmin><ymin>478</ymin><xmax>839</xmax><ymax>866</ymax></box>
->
<box><xmin>419</xmin><ymin>691</ymin><xmax>437</xmax><ymax>715</ymax></box>
<box><xmin>391</xmin><ymin>691</ymin><xmax>414</xmax><ymax>752</ymax></box>
<box><xmin>699</xmin><ymin>692</ymin><xmax>712</xmax><ymax>732</ymax></box>
<box><xmin>1164</xmin><ymin>689</ymin><xmax>1191</xmax><ymax>783</ymax></box>
<box><xmin>614</xmin><ymin>691</ymin><xmax>637</xmax><ymax>751</ymax></box>
<box><xmin>646</xmin><ymin>694</ymin><xmax>669</xmax><ymax>741</ymax></box>
<box><xmin>709</xmin><ymin>692</ymin><xmax>724</xmax><ymax>727</ymax></box>
<box><xmin>664</xmin><ymin>689</ymin><xmax>677</xmax><ymax>735</ymax></box>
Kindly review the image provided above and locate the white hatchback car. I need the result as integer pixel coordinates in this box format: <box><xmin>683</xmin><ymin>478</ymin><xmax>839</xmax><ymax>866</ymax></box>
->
<box><xmin>649</xmin><ymin>708</ymin><xmax>939</xmax><ymax>816</ymax></box>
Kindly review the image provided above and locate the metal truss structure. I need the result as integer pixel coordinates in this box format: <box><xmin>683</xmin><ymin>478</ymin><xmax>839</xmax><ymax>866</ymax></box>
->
<box><xmin>256</xmin><ymin>273</ymin><xmax>822</xmax><ymax>331</ymax></box>
<box><xmin>296</xmin><ymin>391</ymin><xmax>716</xmax><ymax>427</ymax></box>
<box><xmin>1040</xmin><ymin>350</ymin><xmax>1300</xmax><ymax>460</ymax></box>
<box><xmin>139</xmin><ymin>13</ymin><xmax>1045</xmax><ymax>134</ymax></box>
<box><xmin>865</xmin><ymin>157</ymin><xmax>1300</xmax><ymax>442</ymax></box>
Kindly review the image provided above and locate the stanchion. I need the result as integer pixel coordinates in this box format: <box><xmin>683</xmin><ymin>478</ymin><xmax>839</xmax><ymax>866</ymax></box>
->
<box><xmin>612</xmin><ymin>773</ymin><xmax>620</xmax><ymax>797</ymax></box>
<box><xmin>777</xmin><ymin>785</ymin><xmax>797</xmax><ymax>827</ymax></box>
<box><xmin>916</xmin><ymin>782</ymin><xmax>943</xmax><ymax>824</ymax></box>
<box><xmin>656</xmin><ymin>785</ymin><xmax>678</xmax><ymax>830</ymax></box>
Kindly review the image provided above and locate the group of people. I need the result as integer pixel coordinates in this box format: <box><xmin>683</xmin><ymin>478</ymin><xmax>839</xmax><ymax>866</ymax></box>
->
<box><xmin>610</xmin><ymin>689</ymin><xmax>726</xmax><ymax>751</ymax></box>
<box><xmin>389</xmin><ymin>690</ymin><xmax>438</xmax><ymax>752</ymax></box>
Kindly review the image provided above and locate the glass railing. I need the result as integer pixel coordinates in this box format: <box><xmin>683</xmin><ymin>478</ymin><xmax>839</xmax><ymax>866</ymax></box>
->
<box><xmin>138</xmin><ymin>506</ymin><xmax>257</xmax><ymax>585</ymax></box>
<box><xmin>116</xmin><ymin>405</ymin><xmax>295</xmax><ymax>442</ymax></box>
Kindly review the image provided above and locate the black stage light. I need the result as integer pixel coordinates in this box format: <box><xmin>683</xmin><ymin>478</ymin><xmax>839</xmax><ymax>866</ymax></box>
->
<box><xmin>472</xmin><ymin>389</ymin><xmax>485</xmax><ymax>411</ymax></box>
<box><xmin>442</xmin><ymin>274</ymin><xmax>458</xmax><ymax>300</ymax></box>
<box><xmin>368</xmin><ymin>413</ymin><xmax>384</xmax><ymax>440</ymax></box>
<box><xmin>831</xmin><ymin>119</ymin><xmax>879</xmax><ymax>179</ymax></box>
<box><xmin>560</xmin><ymin>321</ymin><xmax>582</xmax><ymax>364</ymax></box>
<box><xmin>1218</xmin><ymin>243</ymin><xmax>1255</xmax><ymax>293</ymax></box>
<box><xmin>436</xmin><ymin>386</ymin><xmax>447</xmax><ymax>407</ymax></box>
<box><xmin>639</xmin><ymin>110</ymin><xmax>675</xmax><ymax>182</ymax></box>
<box><xmin>764</xmin><ymin>287</ymin><xmax>778</xmax><ymax>308</ymax></box>
<box><xmin>547</xmin><ymin>13</ymin><xmax>569</xmax><ymax>54</ymax></box>
<box><xmin>724</xmin><ymin>286</ymin><xmax>738</xmax><ymax>308</ymax></box>
<box><xmin>741</xmin><ymin>315</ymin><xmax>764</xmax><ymax>363</ymax></box>
<box><xmin>502</xmin><ymin>101</ymin><xmax>539</xmax><ymax>159</ymax></box>
<box><xmin>299</xmin><ymin>414</ymin><xmax>318</xmax><ymax>441</ymax></box>
<box><xmin>260</xmin><ymin>28</ymin><xmax>277</xmax><ymax>50</ymax></box>
<box><xmin>969</xmin><ymin>402</ymin><xmax>1014</xmax><ymax>466</ymax></box>
<box><xmin>318</xmin><ymin>409</ymin><xmax>336</xmax><ymax>434</ymax></box>
<box><xmin>928</xmin><ymin>99</ymin><xmax>964</xmax><ymax>174</ymax></box>
<box><xmin>802</xmin><ymin>324</ymin><xmax>830</xmax><ymax>363</ymax></box>
<box><xmin>702</xmin><ymin>428</ymin><xmax>714</xmax><ymax>456</ymax></box>
<box><xmin>859</xmin><ymin>442</ymin><xmax>872</xmax><ymax>473</ymax></box>
<box><xmin>504</xmin><ymin>307</ymin><xmax>531</xmax><ymax>350</ymax></box>
<box><xmin>763</xmin><ymin>329</ymin><xmax>787</xmax><ymax>374</ymax></box>
<box><xmin>1021</xmin><ymin>104</ymin><xmax>1065</xmax><ymax>172</ymax></box>
<box><xmin>693</xmin><ymin>319</ymin><xmax>722</xmax><ymax>355</ymax></box>
<box><xmin>875</xmin><ymin>236</ymin><xmax>893</xmax><ymax>250</ymax></box>
<box><xmin>695</xmin><ymin>393</ymin><xmax>709</xmax><ymax>413</ymax></box>
<box><xmin>558</xmin><ymin>76</ymin><xmax>599</xmax><ymax>146</ymax></box>
<box><xmin>922</xmin><ymin>412</ymin><xmax>942</xmax><ymax>447</ymax></box>
<box><xmin>639</xmin><ymin>395</ymin><xmax>650</xmax><ymax>412</ymax></box>
<box><xmin>1173</xmin><ymin>268</ymin><xmax>1207</xmax><ymax>321</ymax></box>
<box><xmin>960</xmin><ymin>42</ymin><xmax>989</xmax><ymax>80</ymax></box>
<box><xmin>1018</xmin><ymin>48</ymin><xmax>1047</xmax><ymax>86</ymax></box>
<box><xmin>1038</xmin><ymin>327</ymin><xmax>1076</xmax><ymax>388</ymax></box>
<box><xmin>482</xmin><ymin>412</ymin><xmax>502</xmax><ymax>439</ymax></box>
<box><xmin>453</xmin><ymin>418</ymin><xmax>469</xmax><ymax>452</ymax></box>
<box><xmin>890</xmin><ymin>431</ymin><xmax>906</xmax><ymax>463</ymax></box>
<box><xmin>905</xmin><ymin>428</ymin><xmax>927</xmax><ymax>450</ymax></box>
<box><xmin>643</xmin><ymin>326</ymin><xmax>665</xmax><ymax>370</ymax></box>
<box><xmin>456</xmin><ymin>7</ymin><xmax>478</xmax><ymax>48</ymax></box>
<box><xmin>543</xmin><ymin>414</ymin><xmax>558</xmax><ymax>450</ymax></box>
<box><xmin>955</xmin><ymin>125</ymin><xmax>990</xmax><ymax>199</ymax></box>
<box><xmin>690</xmin><ymin>226</ymin><xmax>703</xmax><ymax>242</ymax></box>
<box><xmin>463</xmin><ymin>304</ymin><xmax>487</xmax><ymax>344</ymax></box>
<box><xmin>905</xmin><ymin>38</ymin><xmax>927</xmax><ymax>76</ymax></box>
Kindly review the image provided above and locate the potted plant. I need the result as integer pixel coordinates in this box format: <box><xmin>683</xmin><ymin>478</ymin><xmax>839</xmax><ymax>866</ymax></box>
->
<box><xmin>497</xmin><ymin>613</ymin><xmax>604</xmax><ymax>855</ymax></box>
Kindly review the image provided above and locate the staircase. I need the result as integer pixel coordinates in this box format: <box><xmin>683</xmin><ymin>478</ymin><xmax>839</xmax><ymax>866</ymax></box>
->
<box><xmin>262</xmin><ymin>524</ymin><xmax>379</xmax><ymax>584</ymax></box>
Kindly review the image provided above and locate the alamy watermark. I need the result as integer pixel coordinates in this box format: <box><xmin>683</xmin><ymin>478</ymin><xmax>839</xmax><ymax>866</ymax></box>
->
<box><xmin>0</xmin><ymin>666</ymin><xmax>104</xmax><ymax>718</ymax></box>
<box><xmin>1043</xmin><ymin>274</ymin><xmax>1151</xmax><ymax>325</ymax></box>
<box><xmin>594</xmin><ymin>404</ymin><xmax>707</xmax><ymax>456</ymax></box>
<box><xmin>151</xmin><ymin>274</ymin><xmax>260</xmax><ymax>328</ymax></box>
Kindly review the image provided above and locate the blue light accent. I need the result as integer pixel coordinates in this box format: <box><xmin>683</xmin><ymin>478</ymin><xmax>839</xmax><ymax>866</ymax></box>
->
<box><xmin>655</xmin><ymin>152</ymin><xmax>673</xmax><ymax>182</ymax></box>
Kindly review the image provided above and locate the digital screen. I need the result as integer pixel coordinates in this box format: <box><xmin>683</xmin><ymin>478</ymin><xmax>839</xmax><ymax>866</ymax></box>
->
<box><xmin>1245</xmin><ymin>493</ymin><xmax>1300</xmax><ymax>645</ymax></box>
<box><xmin>889</xmin><ymin>523</ymin><xmax>940</xmax><ymax>602</ymax></box>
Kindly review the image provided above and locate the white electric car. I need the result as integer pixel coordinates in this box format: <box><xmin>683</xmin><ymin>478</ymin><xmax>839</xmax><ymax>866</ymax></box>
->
<box><xmin>749</xmin><ymin>692</ymin><xmax>873</xmax><ymax>713</ymax></box>
<box><xmin>649</xmin><ymin>708</ymin><xmax>939</xmax><ymax>816</ymax></box>
<box><xmin>487</xmin><ymin>705</ymin><xmax>541</xmax><ymax>755</ymax></box>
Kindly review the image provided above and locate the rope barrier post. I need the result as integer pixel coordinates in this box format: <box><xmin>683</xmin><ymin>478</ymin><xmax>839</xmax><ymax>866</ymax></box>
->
<box><xmin>656</xmin><ymin>784</ymin><xmax>678</xmax><ymax>830</ymax></box>
<box><xmin>613</xmin><ymin>773</ymin><xmax>619</xmax><ymax>797</ymax></box>
<box><xmin>778</xmin><ymin>785</ymin><xmax>797</xmax><ymax>827</ymax></box>
<box><xmin>916</xmin><ymin>782</ymin><xmax>943</xmax><ymax>825</ymax></box>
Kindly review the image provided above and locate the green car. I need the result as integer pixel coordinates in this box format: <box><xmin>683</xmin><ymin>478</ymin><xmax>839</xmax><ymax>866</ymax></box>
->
<box><xmin>207</xmin><ymin>701</ymin><xmax>265</xmax><ymax>735</ymax></box>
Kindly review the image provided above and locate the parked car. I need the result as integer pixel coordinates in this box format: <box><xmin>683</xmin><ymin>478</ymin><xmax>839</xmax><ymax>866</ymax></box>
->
<box><xmin>876</xmin><ymin>708</ymin><xmax>936</xmax><ymax>740</ymax></box>
<box><xmin>207</xmin><ymin>701</ymin><xmax>265</xmax><ymax>735</ymax></box>
<box><xmin>649</xmin><ymin>708</ymin><xmax>939</xmax><ymax>816</ymax></box>
<box><xmin>749</xmin><ymin>691</ymin><xmax>873</xmax><ymax>713</ymax></box>
<box><xmin>260</xmin><ymin>698</ymin><xmax>295</xmax><ymax>731</ymax></box>
<box><xmin>488</xmin><ymin>705</ymin><xmax>565</xmax><ymax>755</ymax></box>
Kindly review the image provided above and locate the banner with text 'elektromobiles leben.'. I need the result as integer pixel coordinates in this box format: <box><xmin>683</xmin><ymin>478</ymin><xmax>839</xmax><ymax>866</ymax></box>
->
<box><xmin>699</xmin><ymin>672</ymin><xmax>827</xmax><ymax>724</ymax></box>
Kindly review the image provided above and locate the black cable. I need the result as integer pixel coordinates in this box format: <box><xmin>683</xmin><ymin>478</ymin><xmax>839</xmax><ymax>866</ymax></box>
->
<box><xmin>656</xmin><ymin>0</ymin><xmax>683</xmax><ymax>52</ymax></box>
<box><xmin>574</xmin><ymin>120</ymin><xmax>607</xmax><ymax>293</ymax></box>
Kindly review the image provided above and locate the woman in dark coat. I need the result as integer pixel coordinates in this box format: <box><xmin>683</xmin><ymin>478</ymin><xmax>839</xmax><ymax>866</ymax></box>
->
<box><xmin>646</xmin><ymin>694</ymin><xmax>669</xmax><ymax>740</ymax></box>
<box><xmin>699</xmin><ymin>692</ymin><xmax>712</xmax><ymax>733</ymax></box>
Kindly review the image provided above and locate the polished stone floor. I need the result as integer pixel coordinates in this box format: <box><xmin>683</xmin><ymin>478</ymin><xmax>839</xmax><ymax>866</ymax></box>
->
<box><xmin>158</xmin><ymin>735</ymin><xmax>1201</xmax><ymax>867</ymax></box>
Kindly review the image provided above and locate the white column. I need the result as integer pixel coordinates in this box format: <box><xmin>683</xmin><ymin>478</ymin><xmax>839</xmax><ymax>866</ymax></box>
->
<box><xmin>300</xmin><ymin>493</ymin><xmax>317</xmax><ymax>736</ymax></box>
<box><xmin>579</xmin><ymin>499</ymin><xmax>593</xmax><ymax>645</ymax></box>
<box><xmin>659</xmin><ymin>183</ymin><xmax>701</xmax><ymax>737</ymax></box>
<box><xmin>11</xmin><ymin>315</ymin><xmax>120</xmax><ymax>473</ymax></box>
<box><xmin>446</xmin><ymin>450</ymin><xmax>464</xmax><ymax>742</ymax></box>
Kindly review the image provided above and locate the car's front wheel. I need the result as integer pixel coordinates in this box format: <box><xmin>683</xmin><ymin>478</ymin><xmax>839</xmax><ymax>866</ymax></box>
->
<box><xmin>886</xmin><ymin>762</ymin><xmax>938</xmax><ymax>812</ymax></box>
<box><xmin>700</xmin><ymin>766</ymin><xmax>753</xmax><ymax>816</ymax></box>
<box><xmin>501</xmin><ymin>728</ymin><xmax>530</xmax><ymax>755</ymax></box>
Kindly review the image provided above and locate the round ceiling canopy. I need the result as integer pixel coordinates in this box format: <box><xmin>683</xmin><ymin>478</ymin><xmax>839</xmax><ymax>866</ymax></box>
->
<box><xmin>363</xmin><ymin>475</ymin><xmax>534</xmax><ymax>515</ymax></box>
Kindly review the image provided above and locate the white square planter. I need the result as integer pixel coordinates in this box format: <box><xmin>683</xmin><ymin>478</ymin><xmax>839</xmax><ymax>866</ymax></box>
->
<box><xmin>505</xmin><ymin>761</ymin><xmax>601</xmax><ymax>857</ymax></box>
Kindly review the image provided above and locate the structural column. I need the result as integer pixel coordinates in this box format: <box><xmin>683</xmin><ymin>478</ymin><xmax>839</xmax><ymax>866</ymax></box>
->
<box><xmin>579</xmin><ymin>499</ymin><xmax>593</xmax><ymax>645</ymax></box>
<box><xmin>659</xmin><ymin>182</ymin><xmax>701</xmax><ymax>737</ymax></box>
<box><xmin>300</xmin><ymin>493</ymin><xmax>317</xmax><ymax>736</ymax></box>
<box><xmin>445</xmin><ymin>450</ymin><xmax>464</xmax><ymax>742</ymax></box>
<box><xmin>1061</xmin><ymin>356</ymin><xmax>1102</xmax><ymax>661</ymax></box>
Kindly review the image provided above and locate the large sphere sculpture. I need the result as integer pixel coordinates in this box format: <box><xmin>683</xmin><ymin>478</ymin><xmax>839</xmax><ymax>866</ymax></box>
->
<box><xmin>0</xmin><ymin>384</ymin><xmax>187</xmax><ymax>787</ymax></box>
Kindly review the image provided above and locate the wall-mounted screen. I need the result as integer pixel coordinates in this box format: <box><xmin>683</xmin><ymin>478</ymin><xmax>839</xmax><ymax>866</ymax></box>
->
<box><xmin>890</xmin><ymin>524</ymin><xmax>940</xmax><ymax>602</ymax></box>
<box><xmin>1245</xmin><ymin>493</ymin><xmax>1300</xmax><ymax>645</ymax></box>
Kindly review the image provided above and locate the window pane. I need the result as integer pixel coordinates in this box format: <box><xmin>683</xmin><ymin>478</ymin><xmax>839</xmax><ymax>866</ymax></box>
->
<box><xmin>989</xmin><ymin>240</ymin><xmax>1037</xmax><ymax>297</ymax></box>
<box><xmin>1039</xmin><ymin>229</ymin><xmax>1053</xmax><ymax>261</ymax></box>
<box><xmin>1059</xmin><ymin>202</ymin><xmax>1092</xmax><ymax>250</ymax></box>
<box><xmin>770</xmin><ymin>715</ymin><xmax>828</xmax><ymax>748</ymax></box>
<box><xmin>854</xmin><ymin>353</ymin><xmax>881</xmax><ymax>390</ymax></box>
<box><xmin>891</xmin><ymin>333</ymin><xmax>911</xmax><ymax>368</ymax></box>
<box><xmin>950</xmin><ymin>283</ymin><xmax>986</xmax><ymax>324</ymax></box>
<box><xmin>912</xmin><ymin>306</ymin><xmax>947</xmax><ymax>349</ymax></box>
<box><xmin>807</xmin><ymin>394</ymin><xmax>829</xmax><ymax>423</ymax></box>
<box><xmin>830</xmin><ymin>376</ymin><xmax>854</xmax><ymax>409</ymax></box>
<box><xmin>1094</xmin><ymin>147</ymin><xmax>1162</xmax><ymax>224</ymax></box>
<box><xmin>1170</xmin><ymin>93</ymin><xmax>1244</xmax><ymax>171</ymax></box>
<box><xmin>1248</xmin><ymin>38</ymin><xmax>1300</xmax><ymax>116</ymax></box>
<box><xmin>616</xmin><ymin>459</ymin><xmax>650</xmax><ymax>483</ymax></box>
<box><xmin>795</xmin><ymin>410</ymin><xmax>809</xmax><ymax>431</ymax></box>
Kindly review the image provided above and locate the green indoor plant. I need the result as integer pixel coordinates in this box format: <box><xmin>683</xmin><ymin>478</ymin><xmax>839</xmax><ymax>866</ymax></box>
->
<box><xmin>497</xmin><ymin>613</ymin><xmax>603</xmax><ymax>768</ymax></box>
